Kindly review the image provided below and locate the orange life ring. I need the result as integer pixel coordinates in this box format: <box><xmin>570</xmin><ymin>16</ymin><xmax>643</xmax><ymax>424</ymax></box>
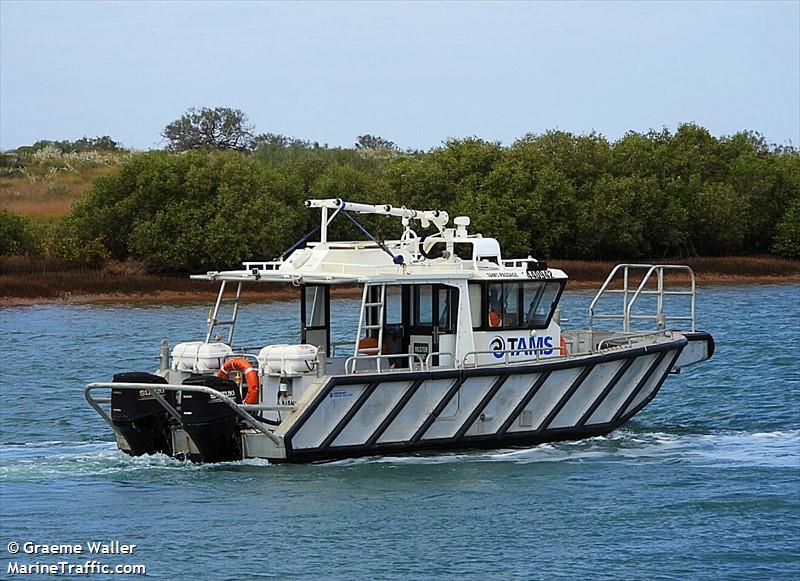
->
<box><xmin>560</xmin><ymin>335</ymin><xmax>568</xmax><ymax>356</ymax></box>
<box><xmin>216</xmin><ymin>357</ymin><xmax>259</xmax><ymax>405</ymax></box>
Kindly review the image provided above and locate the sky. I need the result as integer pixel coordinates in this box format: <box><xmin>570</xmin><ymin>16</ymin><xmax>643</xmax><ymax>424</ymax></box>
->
<box><xmin>1</xmin><ymin>0</ymin><xmax>798</xmax><ymax>151</ymax></box>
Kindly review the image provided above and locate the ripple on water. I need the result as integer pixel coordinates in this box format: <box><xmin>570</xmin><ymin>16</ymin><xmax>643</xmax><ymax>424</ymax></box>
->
<box><xmin>1</xmin><ymin>286</ymin><xmax>799</xmax><ymax>580</ymax></box>
<box><xmin>333</xmin><ymin>428</ymin><xmax>800</xmax><ymax>468</ymax></box>
<box><xmin>0</xmin><ymin>441</ymin><xmax>275</xmax><ymax>481</ymax></box>
<box><xmin>2</xmin><ymin>428</ymin><xmax>796</xmax><ymax>482</ymax></box>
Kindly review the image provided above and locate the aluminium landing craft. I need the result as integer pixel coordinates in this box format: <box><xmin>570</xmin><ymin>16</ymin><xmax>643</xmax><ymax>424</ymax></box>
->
<box><xmin>86</xmin><ymin>198</ymin><xmax>714</xmax><ymax>463</ymax></box>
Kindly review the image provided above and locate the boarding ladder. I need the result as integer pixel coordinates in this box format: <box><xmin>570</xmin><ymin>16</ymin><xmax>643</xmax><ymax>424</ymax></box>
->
<box><xmin>589</xmin><ymin>264</ymin><xmax>696</xmax><ymax>332</ymax></box>
<box><xmin>353</xmin><ymin>283</ymin><xmax>386</xmax><ymax>367</ymax></box>
<box><xmin>205</xmin><ymin>281</ymin><xmax>243</xmax><ymax>344</ymax></box>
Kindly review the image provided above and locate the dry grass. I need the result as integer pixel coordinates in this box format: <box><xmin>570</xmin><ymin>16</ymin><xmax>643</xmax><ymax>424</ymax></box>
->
<box><xmin>0</xmin><ymin>167</ymin><xmax>114</xmax><ymax>222</ymax></box>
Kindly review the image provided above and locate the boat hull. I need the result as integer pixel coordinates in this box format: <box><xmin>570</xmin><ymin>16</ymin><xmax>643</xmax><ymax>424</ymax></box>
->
<box><xmin>91</xmin><ymin>335</ymin><xmax>707</xmax><ymax>463</ymax></box>
<box><xmin>277</xmin><ymin>336</ymin><xmax>688</xmax><ymax>463</ymax></box>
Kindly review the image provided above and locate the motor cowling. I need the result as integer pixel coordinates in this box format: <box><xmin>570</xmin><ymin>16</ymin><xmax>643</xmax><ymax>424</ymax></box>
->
<box><xmin>179</xmin><ymin>375</ymin><xmax>242</xmax><ymax>463</ymax></box>
<box><xmin>111</xmin><ymin>372</ymin><xmax>173</xmax><ymax>457</ymax></box>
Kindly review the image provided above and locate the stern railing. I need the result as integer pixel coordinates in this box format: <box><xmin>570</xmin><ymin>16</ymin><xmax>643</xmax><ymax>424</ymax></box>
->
<box><xmin>84</xmin><ymin>382</ymin><xmax>288</xmax><ymax>446</ymax></box>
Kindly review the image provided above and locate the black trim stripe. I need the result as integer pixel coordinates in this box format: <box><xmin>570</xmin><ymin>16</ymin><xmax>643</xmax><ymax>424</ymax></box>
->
<box><xmin>453</xmin><ymin>375</ymin><xmax>509</xmax><ymax>440</ymax></box>
<box><xmin>618</xmin><ymin>350</ymin><xmax>682</xmax><ymax>423</ymax></box>
<box><xmin>610</xmin><ymin>352</ymin><xmax>668</xmax><ymax>425</ymax></box>
<box><xmin>536</xmin><ymin>364</ymin><xmax>596</xmax><ymax>432</ymax></box>
<box><xmin>279</xmin><ymin>422</ymin><xmax>615</xmax><ymax>463</ymax></box>
<box><xmin>497</xmin><ymin>372</ymin><xmax>551</xmax><ymax>435</ymax></box>
<box><xmin>576</xmin><ymin>358</ymin><xmax>636</xmax><ymax>427</ymax></box>
<box><xmin>365</xmin><ymin>379</ymin><xmax>425</xmax><ymax>447</ymax></box>
<box><xmin>319</xmin><ymin>382</ymin><xmax>380</xmax><ymax>450</ymax></box>
<box><xmin>410</xmin><ymin>378</ymin><xmax>465</xmax><ymax>443</ymax></box>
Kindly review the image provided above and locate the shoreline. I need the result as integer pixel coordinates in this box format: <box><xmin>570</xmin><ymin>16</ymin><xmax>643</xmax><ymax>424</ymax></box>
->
<box><xmin>2</xmin><ymin>273</ymin><xmax>797</xmax><ymax>308</ymax></box>
<box><xmin>2</xmin><ymin>255</ymin><xmax>798</xmax><ymax>307</ymax></box>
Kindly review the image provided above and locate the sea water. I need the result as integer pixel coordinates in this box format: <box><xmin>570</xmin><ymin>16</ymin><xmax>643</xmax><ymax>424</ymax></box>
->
<box><xmin>1</xmin><ymin>285</ymin><xmax>798</xmax><ymax>579</ymax></box>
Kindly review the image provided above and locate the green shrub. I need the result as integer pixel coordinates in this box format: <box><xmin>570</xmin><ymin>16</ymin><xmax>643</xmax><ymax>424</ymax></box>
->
<box><xmin>0</xmin><ymin>209</ymin><xmax>41</xmax><ymax>257</ymax></box>
<box><xmin>44</xmin><ymin>218</ymin><xmax>110</xmax><ymax>267</ymax></box>
<box><xmin>772</xmin><ymin>199</ymin><xmax>800</xmax><ymax>258</ymax></box>
<box><xmin>54</xmin><ymin>125</ymin><xmax>800</xmax><ymax>271</ymax></box>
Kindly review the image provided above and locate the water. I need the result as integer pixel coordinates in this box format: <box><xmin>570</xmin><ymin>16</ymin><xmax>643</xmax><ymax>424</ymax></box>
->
<box><xmin>1</xmin><ymin>285</ymin><xmax>798</xmax><ymax>579</ymax></box>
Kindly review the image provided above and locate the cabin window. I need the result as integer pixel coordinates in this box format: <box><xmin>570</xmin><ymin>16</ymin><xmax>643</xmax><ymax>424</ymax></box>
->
<box><xmin>438</xmin><ymin>287</ymin><xmax>459</xmax><ymax>333</ymax></box>
<box><xmin>304</xmin><ymin>286</ymin><xmax>327</xmax><ymax>327</ymax></box>
<box><xmin>474</xmin><ymin>280</ymin><xmax>563</xmax><ymax>330</ymax></box>
<box><xmin>525</xmin><ymin>281</ymin><xmax>561</xmax><ymax>328</ymax></box>
<box><xmin>407</xmin><ymin>284</ymin><xmax>459</xmax><ymax>333</ymax></box>
<box><xmin>504</xmin><ymin>282</ymin><xmax>522</xmax><ymax>327</ymax></box>
<box><xmin>413</xmin><ymin>285</ymin><xmax>433</xmax><ymax>327</ymax></box>
<box><xmin>385</xmin><ymin>286</ymin><xmax>402</xmax><ymax>325</ymax></box>
<box><xmin>300</xmin><ymin>284</ymin><xmax>330</xmax><ymax>352</ymax></box>
<box><xmin>469</xmin><ymin>283</ymin><xmax>482</xmax><ymax>329</ymax></box>
<box><xmin>487</xmin><ymin>283</ymin><xmax>503</xmax><ymax>327</ymax></box>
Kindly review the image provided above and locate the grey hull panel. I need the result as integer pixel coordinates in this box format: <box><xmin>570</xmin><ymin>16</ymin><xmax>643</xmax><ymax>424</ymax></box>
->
<box><xmin>280</xmin><ymin>337</ymin><xmax>687</xmax><ymax>463</ymax></box>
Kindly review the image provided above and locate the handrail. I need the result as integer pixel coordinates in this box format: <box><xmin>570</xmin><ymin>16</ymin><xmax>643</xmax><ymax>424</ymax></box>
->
<box><xmin>345</xmin><ymin>353</ymin><xmax>425</xmax><ymax>374</ymax></box>
<box><xmin>84</xmin><ymin>382</ymin><xmax>283</xmax><ymax>446</ymax></box>
<box><xmin>589</xmin><ymin>264</ymin><xmax>696</xmax><ymax>332</ymax></box>
<box><xmin>242</xmin><ymin>261</ymin><xmax>283</xmax><ymax>271</ymax></box>
<box><xmin>424</xmin><ymin>352</ymin><xmax>456</xmax><ymax>369</ymax></box>
<box><xmin>596</xmin><ymin>330</ymin><xmax>673</xmax><ymax>351</ymax></box>
<box><xmin>462</xmin><ymin>346</ymin><xmax>560</xmax><ymax>368</ymax></box>
<box><xmin>588</xmin><ymin>264</ymin><xmax>653</xmax><ymax>330</ymax></box>
<box><xmin>625</xmin><ymin>265</ymin><xmax>695</xmax><ymax>332</ymax></box>
<box><xmin>223</xmin><ymin>353</ymin><xmax>260</xmax><ymax>366</ymax></box>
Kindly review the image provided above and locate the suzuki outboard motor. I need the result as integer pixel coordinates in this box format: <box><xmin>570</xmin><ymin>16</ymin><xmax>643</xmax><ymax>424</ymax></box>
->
<box><xmin>111</xmin><ymin>372</ymin><xmax>173</xmax><ymax>457</ymax></box>
<box><xmin>180</xmin><ymin>375</ymin><xmax>242</xmax><ymax>463</ymax></box>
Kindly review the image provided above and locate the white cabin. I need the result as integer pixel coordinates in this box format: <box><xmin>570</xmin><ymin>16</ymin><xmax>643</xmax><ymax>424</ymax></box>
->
<box><xmin>191</xmin><ymin>198</ymin><xmax>569</xmax><ymax>375</ymax></box>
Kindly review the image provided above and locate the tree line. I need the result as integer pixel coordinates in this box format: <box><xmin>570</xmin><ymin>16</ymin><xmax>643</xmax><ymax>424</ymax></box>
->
<box><xmin>1</xmin><ymin>108</ymin><xmax>798</xmax><ymax>269</ymax></box>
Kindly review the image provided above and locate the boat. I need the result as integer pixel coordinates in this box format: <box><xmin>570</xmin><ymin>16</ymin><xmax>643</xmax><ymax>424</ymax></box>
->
<box><xmin>85</xmin><ymin>198</ymin><xmax>715</xmax><ymax>463</ymax></box>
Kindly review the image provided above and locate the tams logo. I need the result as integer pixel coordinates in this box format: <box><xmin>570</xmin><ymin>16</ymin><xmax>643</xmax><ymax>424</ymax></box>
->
<box><xmin>490</xmin><ymin>336</ymin><xmax>506</xmax><ymax>357</ymax></box>
<box><xmin>491</xmin><ymin>335</ymin><xmax>554</xmax><ymax>359</ymax></box>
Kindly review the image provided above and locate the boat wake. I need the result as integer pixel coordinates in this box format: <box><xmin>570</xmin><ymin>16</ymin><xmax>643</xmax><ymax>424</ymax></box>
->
<box><xmin>330</xmin><ymin>428</ymin><xmax>800</xmax><ymax>469</ymax></box>
<box><xmin>1</xmin><ymin>428</ymin><xmax>796</xmax><ymax>481</ymax></box>
<box><xmin>0</xmin><ymin>440</ymin><xmax>272</xmax><ymax>481</ymax></box>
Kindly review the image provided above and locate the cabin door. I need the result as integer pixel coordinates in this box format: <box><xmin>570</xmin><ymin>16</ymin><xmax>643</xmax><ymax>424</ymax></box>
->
<box><xmin>301</xmin><ymin>284</ymin><xmax>330</xmax><ymax>354</ymax></box>
<box><xmin>404</xmin><ymin>285</ymin><xmax>459</xmax><ymax>368</ymax></box>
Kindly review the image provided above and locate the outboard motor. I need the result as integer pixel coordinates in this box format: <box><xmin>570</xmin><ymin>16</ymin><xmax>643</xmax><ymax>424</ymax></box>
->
<box><xmin>111</xmin><ymin>372</ymin><xmax>173</xmax><ymax>457</ymax></box>
<box><xmin>180</xmin><ymin>375</ymin><xmax>242</xmax><ymax>463</ymax></box>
